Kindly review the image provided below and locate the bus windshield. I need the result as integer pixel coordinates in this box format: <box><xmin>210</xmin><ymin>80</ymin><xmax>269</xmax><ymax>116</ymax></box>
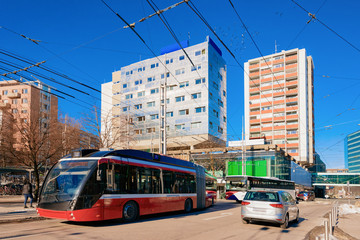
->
<box><xmin>39</xmin><ymin>160</ymin><xmax>97</xmax><ymax>204</ymax></box>
<box><xmin>226</xmin><ymin>177</ymin><xmax>247</xmax><ymax>191</ymax></box>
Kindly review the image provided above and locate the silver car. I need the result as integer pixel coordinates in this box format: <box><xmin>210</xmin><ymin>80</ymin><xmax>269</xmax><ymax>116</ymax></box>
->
<box><xmin>241</xmin><ymin>190</ymin><xmax>299</xmax><ymax>229</ymax></box>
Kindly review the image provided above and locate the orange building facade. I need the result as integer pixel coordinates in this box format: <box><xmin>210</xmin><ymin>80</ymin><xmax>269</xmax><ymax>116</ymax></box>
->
<box><xmin>244</xmin><ymin>49</ymin><xmax>314</xmax><ymax>166</ymax></box>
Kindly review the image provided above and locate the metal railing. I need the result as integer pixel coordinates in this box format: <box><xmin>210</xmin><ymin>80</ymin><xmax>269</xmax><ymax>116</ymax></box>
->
<box><xmin>321</xmin><ymin>201</ymin><xmax>339</xmax><ymax>240</ymax></box>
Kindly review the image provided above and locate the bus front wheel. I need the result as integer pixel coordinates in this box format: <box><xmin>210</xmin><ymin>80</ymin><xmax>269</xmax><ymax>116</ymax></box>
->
<box><xmin>123</xmin><ymin>201</ymin><xmax>138</xmax><ymax>222</ymax></box>
<box><xmin>184</xmin><ymin>199</ymin><xmax>193</xmax><ymax>213</ymax></box>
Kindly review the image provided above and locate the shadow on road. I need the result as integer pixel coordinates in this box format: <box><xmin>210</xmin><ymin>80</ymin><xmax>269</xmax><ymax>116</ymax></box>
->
<box><xmin>63</xmin><ymin>200</ymin><xmax>241</xmax><ymax>227</ymax></box>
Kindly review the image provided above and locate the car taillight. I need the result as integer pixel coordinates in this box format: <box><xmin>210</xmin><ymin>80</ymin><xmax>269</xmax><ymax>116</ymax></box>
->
<box><xmin>241</xmin><ymin>201</ymin><xmax>250</xmax><ymax>205</ymax></box>
<box><xmin>270</xmin><ymin>204</ymin><xmax>283</xmax><ymax>208</ymax></box>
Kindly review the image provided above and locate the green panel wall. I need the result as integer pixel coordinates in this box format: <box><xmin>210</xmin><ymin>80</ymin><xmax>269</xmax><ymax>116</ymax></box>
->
<box><xmin>227</xmin><ymin>160</ymin><xmax>267</xmax><ymax>177</ymax></box>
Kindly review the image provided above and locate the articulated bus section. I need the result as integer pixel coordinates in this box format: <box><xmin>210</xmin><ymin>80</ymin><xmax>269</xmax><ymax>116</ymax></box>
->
<box><xmin>37</xmin><ymin>149</ymin><xmax>216</xmax><ymax>222</ymax></box>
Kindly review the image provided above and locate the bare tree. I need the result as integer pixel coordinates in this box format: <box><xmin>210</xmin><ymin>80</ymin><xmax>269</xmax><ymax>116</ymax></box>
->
<box><xmin>1</xmin><ymin>108</ymin><xmax>63</xmax><ymax>199</ymax></box>
<box><xmin>81</xmin><ymin>106</ymin><xmax>135</xmax><ymax>149</ymax></box>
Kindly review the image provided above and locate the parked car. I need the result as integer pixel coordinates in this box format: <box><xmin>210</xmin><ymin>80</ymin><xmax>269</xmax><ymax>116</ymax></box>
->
<box><xmin>297</xmin><ymin>191</ymin><xmax>315</xmax><ymax>201</ymax></box>
<box><xmin>241</xmin><ymin>190</ymin><xmax>299</xmax><ymax>229</ymax></box>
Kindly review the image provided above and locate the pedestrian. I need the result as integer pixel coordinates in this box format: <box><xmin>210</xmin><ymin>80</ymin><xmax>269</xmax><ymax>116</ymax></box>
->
<box><xmin>22</xmin><ymin>179</ymin><xmax>33</xmax><ymax>208</ymax></box>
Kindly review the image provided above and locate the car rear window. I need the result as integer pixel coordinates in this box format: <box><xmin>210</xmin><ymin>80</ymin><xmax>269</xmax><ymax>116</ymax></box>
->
<box><xmin>244</xmin><ymin>192</ymin><xmax>279</xmax><ymax>202</ymax></box>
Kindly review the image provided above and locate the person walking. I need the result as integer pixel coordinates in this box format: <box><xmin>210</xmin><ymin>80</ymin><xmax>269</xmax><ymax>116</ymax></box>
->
<box><xmin>22</xmin><ymin>179</ymin><xmax>33</xmax><ymax>208</ymax></box>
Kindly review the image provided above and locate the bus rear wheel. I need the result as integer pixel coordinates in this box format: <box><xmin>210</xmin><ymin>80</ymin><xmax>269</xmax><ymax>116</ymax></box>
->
<box><xmin>184</xmin><ymin>199</ymin><xmax>193</xmax><ymax>213</ymax></box>
<box><xmin>123</xmin><ymin>201</ymin><xmax>138</xmax><ymax>222</ymax></box>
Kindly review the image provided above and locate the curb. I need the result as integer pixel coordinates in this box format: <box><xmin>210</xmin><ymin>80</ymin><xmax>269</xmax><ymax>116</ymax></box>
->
<box><xmin>0</xmin><ymin>216</ymin><xmax>46</xmax><ymax>225</ymax></box>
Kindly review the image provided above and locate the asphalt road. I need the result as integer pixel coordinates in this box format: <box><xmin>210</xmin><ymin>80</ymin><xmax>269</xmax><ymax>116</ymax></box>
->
<box><xmin>0</xmin><ymin>200</ymin><xmax>332</xmax><ymax>240</ymax></box>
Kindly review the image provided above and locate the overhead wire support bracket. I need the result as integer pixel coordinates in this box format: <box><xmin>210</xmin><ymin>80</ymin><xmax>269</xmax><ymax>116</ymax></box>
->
<box><xmin>1</xmin><ymin>60</ymin><xmax>46</xmax><ymax>77</ymax></box>
<box><xmin>123</xmin><ymin>0</ymin><xmax>189</xmax><ymax>29</ymax></box>
<box><xmin>307</xmin><ymin>12</ymin><xmax>316</xmax><ymax>24</ymax></box>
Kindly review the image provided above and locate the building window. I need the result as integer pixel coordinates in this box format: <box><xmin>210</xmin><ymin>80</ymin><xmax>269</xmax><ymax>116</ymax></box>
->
<box><xmin>148</xmin><ymin>76</ymin><xmax>155</xmax><ymax>82</ymax></box>
<box><xmin>175</xmin><ymin>68</ymin><xmax>185</xmax><ymax>75</ymax></box>
<box><xmin>3</xmin><ymin>90</ymin><xmax>8</xmax><ymax>95</ymax></box>
<box><xmin>166</xmin><ymin>98</ymin><xmax>170</xmax><ymax>104</ymax></box>
<box><xmin>123</xmin><ymin>107</ymin><xmax>129</xmax><ymax>112</ymax></box>
<box><xmin>179</xmin><ymin>109</ymin><xmax>189</xmax><ymax>115</ymax></box>
<box><xmin>191</xmin><ymin>64</ymin><xmax>201</xmax><ymax>71</ymax></box>
<box><xmin>175</xmin><ymin>124</ymin><xmax>185</xmax><ymax>130</ymax></box>
<box><xmin>202</xmin><ymin>49</ymin><xmax>206</xmax><ymax>54</ymax></box>
<box><xmin>191</xmin><ymin>92</ymin><xmax>201</xmax><ymax>99</ymax></box>
<box><xmin>123</xmin><ymin>83</ymin><xmax>128</xmax><ymax>89</ymax></box>
<box><xmin>223</xmin><ymin>90</ymin><xmax>226</xmax><ymax>97</ymax></box>
<box><xmin>21</xmin><ymin>109</ymin><xmax>27</xmax><ymax>114</ymax></box>
<box><xmin>22</xmin><ymin>98</ymin><xmax>28</xmax><ymax>104</ymax></box>
<box><xmin>135</xmin><ymin>80</ymin><xmax>143</xmax><ymax>85</ymax></box>
<box><xmin>223</xmin><ymin>116</ymin><xmax>226</xmax><ymax>122</ymax></box>
<box><xmin>12</xmin><ymin>89</ymin><xmax>18</xmax><ymax>93</ymax></box>
<box><xmin>138</xmin><ymin>91</ymin><xmax>145</xmax><ymax>97</ymax></box>
<box><xmin>166</xmin><ymin>112</ymin><xmax>173</xmax><ymax>117</ymax></box>
<box><xmin>213</xmin><ymin>109</ymin><xmax>218</xmax><ymax>117</ymax></box>
<box><xmin>150</xmin><ymin>88</ymin><xmax>159</xmax><ymax>94</ymax></box>
<box><xmin>150</xmin><ymin>63</ymin><xmax>159</xmax><ymax>68</ymax></box>
<box><xmin>135</xmin><ymin>129</ymin><xmax>143</xmax><ymax>135</ymax></box>
<box><xmin>195</xmin><ymin>51</ymin><xmax>201</xmax><ymax>56</ymax></box>
<box><xmin>209</xmin><ymin>121</ymin><xmax>213</xmax><ymax>129</ymax></box>
<box><xmin>12</xmin><ymin>99</ymin><xmax>18</xmax><ymax>104</ymax></box>
<box><xmin>161</xmin><ymin>72</ymin><xmax>170</xmax><ymax>79</ymax></box>
<box><xmin>166</xmin><ymin>85</ymin><xmax>176</xmax><ymax>91</ymax></box>
<box><xmin>218</xmin><ymin>99</ymin><xmax>224</xmax><ymax>107</ymax></box>
<box><xmin>218</xmin><ymin>127</ymin><xmax>223</xmax><ymax>134</ymax></box>
<box><xmin>165</xmin><ymin>59</ymin><xmax>173</xmax><ymax>64</ymax></box>
<box><xmin>179</xmin><ymin>81</ymin><xmax>189</xmax><ymax>88</ymax></box>
<box><xmin>179</xmin><ymin>55</ymin><xmax>185</xmax><ymax>61</ymax></box>
<box><xmin>191</xmin><ymin>122</ymin><xmax>201</xmax><ymax>129</ymax></box>
<box><xmin>12</xmin><ymin>109</ymin><xmax>18</xmax><ymax>113</ymax></box>
<box><xmin>22</xmin><ymin>89</ymin><xmax>28</xmax><ymax>94</ymax></box>
<box><xmin>175</xmin><ymin>96</ymin><xmax>185</xmax><ymax>102</ymax></box>
<box><xmin>125</xmin><ymin>94</ymin><xmax>133</xmax><ymax>99</ymax></box>
<box><xmin>212</xmin><ymin>81</ymin><xmax>219</xmax><ymax>90</ymax></box>
<box><xmin>135</xmin><ymin>104</ymin><xmax>142</xmax><ymax>109</ymax></box>
<box><xmin>147</xmin><ymin>101</ymin><xmax>155</xmax><ymax>107</ymax></box>
<box><xmin>195</xmin><ymin>78</ymin><xmax>206</xmax><ymax>84</ymax></box>
<box><xmin>137</xmin><ymin>116</ymin><xmax>145</xmax><ymax>122</ymax></box>
<box><xmin>195</xmin><ymin>106</ymin><xmax>206</xmax><ymax>113</ymax></box>
<box><xmin>150</xmin><ymin>114</ymin><xmax>159</xmax><ymax>120</ymax></box>
<box><xmin>218</xmin><ymin>72</ymin><xmax>223</xmax><ymax>81</ymax></box>
<box><xmin>147</xmin><ymin>127</ymin><xmax>156</xmax><ymax>133</ymax></box>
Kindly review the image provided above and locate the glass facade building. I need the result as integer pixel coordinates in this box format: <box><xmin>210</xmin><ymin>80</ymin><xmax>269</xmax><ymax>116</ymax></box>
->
<box><xmin>345</xmin><ymin>130</ymin><xmax>360</xmax><ymax>173</ymax></box>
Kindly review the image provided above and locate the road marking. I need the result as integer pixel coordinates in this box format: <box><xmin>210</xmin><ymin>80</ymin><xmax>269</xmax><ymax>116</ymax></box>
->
<box><xmin>203</xmin><ymin>212</ymin><xmax>233</xmax><ymax>221</ymax></box>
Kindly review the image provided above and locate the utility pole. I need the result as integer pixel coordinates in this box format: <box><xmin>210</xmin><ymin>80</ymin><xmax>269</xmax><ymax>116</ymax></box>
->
<box><xmin>242</xmin><ymin>116</ymin><xmax>246</xmax><ymax>176</ymax></box>
<box><xmin>159</xmin><ymin>56</ymin><xmax>167</xmax><ymax>154</ymax></box>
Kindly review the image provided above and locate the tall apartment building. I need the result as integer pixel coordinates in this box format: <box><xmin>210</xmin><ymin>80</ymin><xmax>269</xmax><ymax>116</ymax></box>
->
<box><xmin>345</xmin><ymin>130</ymin><xmax>360</xmax><ymax>173</ymax></box>
<box><xmin>102</xmin><ymin>37</ymin><xmax>227</xmax><ymax>152</ymax></box>
<box><xmin>244</xmin><ymin>48</ymin><xmax>314</xmax><ymax>166</ymax></box>
<box><xmin>0</xmin><ymin>80</ymin><xmax>58</xmax><ymax>165</ymax></box>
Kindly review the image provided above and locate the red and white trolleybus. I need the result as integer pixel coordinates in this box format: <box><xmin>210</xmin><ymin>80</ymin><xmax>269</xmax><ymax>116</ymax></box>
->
<box><xmin>37</xmin><ymin>149</ymin><xmax>216</xmax><ymax>222</ymax></box>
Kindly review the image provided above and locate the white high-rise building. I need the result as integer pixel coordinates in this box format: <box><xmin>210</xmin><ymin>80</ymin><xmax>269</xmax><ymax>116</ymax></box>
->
<box><xmin>101</xmin><ymin>37</ymin><xmax>227</xmax><ymax>152</ymax></box>
<box><xmin>244</xmin><ymin>48</ymin><xmax>314</xmax><ymax>165</ymax></box>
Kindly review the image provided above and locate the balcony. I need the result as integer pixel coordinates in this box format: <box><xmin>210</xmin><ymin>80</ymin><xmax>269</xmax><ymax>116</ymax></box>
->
<box><xmin>261</xmin><ymin>69</ymin><xmax>271</xmax><ymax>75</ymax></box>
<box><xmin>250</xmin><ymin>119</ymin><xmax>260</xmax><ymax>124</ymax></box>
<box><xmin>250</xmin><ymin>103</ymin><xmax>260</xmax><ymax>108</ymax></box>
<box><xmin>249</xmin><ymin>64</ymin><xmax>259</xmax><ymax>70</ymax></box>
<box><xmin>286</xmin><ymin>114</ymin><xmax>298</xmax><ymax>120</ymax></box>
<box><xmin>0</xmin><ymin>102</ymin><xmax>10</xmax><ymax>108</ymax></box>
<box><xmin>7</xmin><ymin>93</ymin><xmax>21</xmax><ymax>98</ymax></box>
<box><xmin>287</xmin><ymin>124</ymin><xmax>299</xmax><ymax>129</ymax></box>
<box><xmin>261</xmin><ymin>126</ymin><xmax>272</xmax><ymax>131</ymax></box>
<box><xmin>286</xmin><ymin>72</ymin><xmax>298</xmax><ymax>79</ymax></box>
<box><xmin>250</xmin><ymin>127</ymin><xmax>261</xmax><ymax>133</ymax></box>
<box><xmin>286</xmin><ymin>80</ymin><xmax>298</xmax><ymax>87</ymax></box>
<box><xmin>273</xmin><ymin>67</ymin><xmax>284</xmax><ymax>72</ymax></box>
<box><xmin>249</xmin><ymin>88</ymin><xmax>259</xmax><ymax>93</ymax></box>
<box><xmin>250</xmin><ymin>79</ymin><xmax>260</xmax><ymax>86</ymax></box>
<box><xmin>286</xmin><ymin>133</ymin><xmax>299</xmax><ymax>138</ymax></box>
<box><xmin>250</xmin><ymin>111</ymin><xmax>260</xmax><ymax>116</ymax></box>
<box><xmin>249</xmin><ymin>72</ymin><xmax>259</xmax><ymax>78</ymax></box>
<box><xmin>274</xmin><ymin>125</ymin><xmax>285</xmax><ymax>130</ymax></box>
<box><xmin>286</xmin><ymin>89</ymin><xmax>298</xmax><ymax>95</ymax></box>
<box><xmin>286</xmin><ymin>63</ymin><xmax>297</xmax><ymax>70</ymax></box>
<box><xmin>260</xmin><ymin>85</ymin><xmax>272</xmax><ymax>91</ymax></box>
<box><xmin>273</xmin><ymin>59</ymin><xmax>284</xmax><ymax>65</ymax></box>
<box><xmin>261</xmin><ymin>77</ymin><xmax>272</xmax><ymax>83</ymax></box>
<box><xmin>286</xmin><ymin>143</ymin><xmax>299</xmax><ymax>148</ymax></box>
<box><xmin>285</xmin><ymin>55</ymin><xmax>297</xmax><ymax>63</ymax></box>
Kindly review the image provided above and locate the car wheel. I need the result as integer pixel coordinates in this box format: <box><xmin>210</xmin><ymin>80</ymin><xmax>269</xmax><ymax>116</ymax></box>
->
<box><xmin>295</xmin><ymin>210</ymin><xmax>299</xmax><ymax>223</ymax></box>
<box><xmin>242</xmin><ymin>219</ymin><xmax>249</xmax><ymax>224</ymax></box>
<box><xmin>184</xmin><ymin>198</ymin><xmax>193</xmax><ymax>213</ymax></box>
<box><xmin>123</xmin><ymin>201</ymin><xmax>138</xmax><ymax>222</ymax></box>
<box><xmin>281</xmin><ymin>214</ymin><xmax>289</xmax><ymax>229</ymax></box>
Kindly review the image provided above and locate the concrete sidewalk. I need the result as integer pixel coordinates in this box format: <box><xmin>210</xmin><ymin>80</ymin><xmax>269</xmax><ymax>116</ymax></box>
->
<box><xmin>0</xmin><ymin>195</ymin><xmax>39</xmax><ymax>223</ymax></box>
<box><xmin>338</xmin><ymin>214</ymin><xmax>360</xmax><ymax>240</ymax></box>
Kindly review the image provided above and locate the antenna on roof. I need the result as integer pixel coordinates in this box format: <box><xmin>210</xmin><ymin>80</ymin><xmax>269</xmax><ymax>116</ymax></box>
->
<box><xmin>275</xmin><ymin>40</ymin><xmax>278</xmax><ymax>53</ymax></box>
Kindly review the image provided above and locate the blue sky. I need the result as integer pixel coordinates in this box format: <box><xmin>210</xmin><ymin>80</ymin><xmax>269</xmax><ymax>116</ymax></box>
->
<box><xmin>1</xmin><ymin>0</ymin><xmax>360</xmax><ymax>169</ymax></box>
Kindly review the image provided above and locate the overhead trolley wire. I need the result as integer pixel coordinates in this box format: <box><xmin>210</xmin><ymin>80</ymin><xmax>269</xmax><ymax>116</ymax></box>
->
<box><xmin>291</xmin><ymin>0</ymin><xmax>360</xmax><ymax>54</ymax></box>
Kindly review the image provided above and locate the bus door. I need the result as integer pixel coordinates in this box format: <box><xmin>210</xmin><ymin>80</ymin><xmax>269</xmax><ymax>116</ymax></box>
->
<box><xmin>102</xmin><ymin>158</ymin><xmax>128</xmax><ymax>220</ymax></box>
